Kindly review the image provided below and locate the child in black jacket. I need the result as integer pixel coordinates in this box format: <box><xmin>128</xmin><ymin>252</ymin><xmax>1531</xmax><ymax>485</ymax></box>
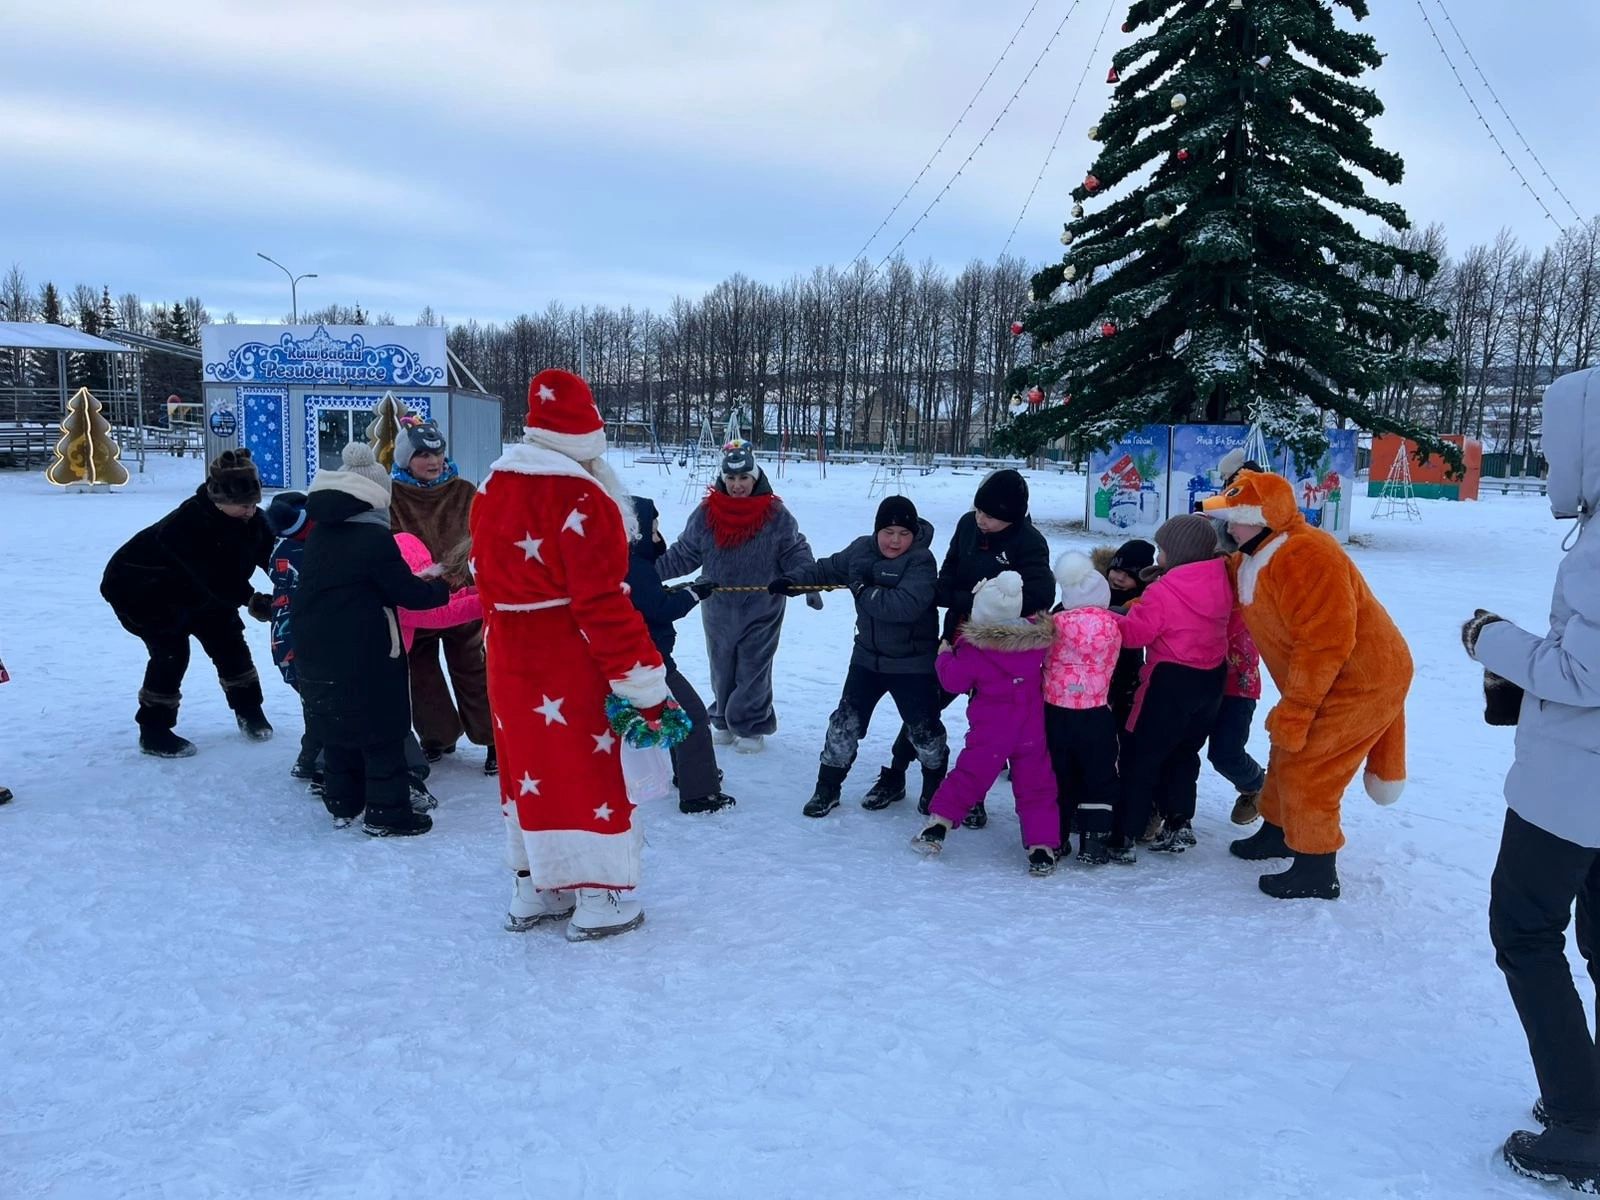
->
<box><xmin>770</xmin><ymin>495</ymin><xmax>949</xmax><ymax>818</ymax></box>
<box><xmin>100</xmin><ymin>449</ymin><xmax>276</xmax><ymax>758</ymax></box>
<box><xmin>626</xmin><ymin>496</ymin><xmax>732</xmax><ymax>815</ymax></box>
<box><xmin>293</xmin><ymin>444</ymin><xmax>449</xmax><ymax>836</ymax></box>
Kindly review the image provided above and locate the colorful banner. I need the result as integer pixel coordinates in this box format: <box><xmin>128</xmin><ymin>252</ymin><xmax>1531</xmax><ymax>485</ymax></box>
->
<box><xmin>1087</xmin><ymin>426</ymin><xmax>1170</xmax><ymax>538</ymax></box>
<box><xmin>201</xmin><ymin>324</ymin><xmax>448</xmax><ymax>387</ymax></box>
<box><xmin>1267</xmin><ymin>429</ymin><xmax>1357</xmax><ymax>541</ymax></box>
<box><xmin>1168</xmin><ymin>425</ymin><xmax>1252</xmax><ymax>518</ymax></box>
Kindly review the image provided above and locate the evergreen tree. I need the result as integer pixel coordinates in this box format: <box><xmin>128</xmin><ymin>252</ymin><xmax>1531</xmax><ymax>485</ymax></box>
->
<box><xmin>37</xmin><ymin>282</ymin><xmax>65</xmax><ymax>393</ymax></box>
<box><xmin>99</xmin><ymin>285</ymin><xmax>119</xmax><ymax>331</ymax></box>
<box><xmin>68</xmin><ymin>285</ymin><xmax>102</xmax><ymax>391</ymax></box>
<box><xmin>996</xmin><ymin>0</ymin><xmax>1460</xmax><ymax>469</ymax></box>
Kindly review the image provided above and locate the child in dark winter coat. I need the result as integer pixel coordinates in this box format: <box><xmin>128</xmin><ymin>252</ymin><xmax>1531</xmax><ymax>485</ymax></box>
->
<box><xmin>870</xmin><ymin>469</ymin><xmax>1054</xmax><ymax>824</ymax></box>
<box><xmin>626</xmin><ymin>496</ymin><xmax>734</xmax><ymax>816</ymax></box>
<box><xmin>912</xmin><ymin>572</ymin><xmax>1060</xmax><ymax>875</ymax></box>
<box><xmin>1095</xmin><ymin>538</ymin><xmax>1156</xmax><ymax>731</ymax></box>
<box><xmin>100</xmin><ymin>449</ymin><xmax>276</xmax><ymax>758</ymax></box>
<box><xmin>292</xmin><ymin>443</ymin><xmax>449</xmax><ymax>836</ymax></box>
<box><xmin>771</xmin><ymin>495</ymin><xmax>949</xmax><ymax>818</ymax></box>
<box><xmin>1043</xmin><ymin>552</ymin><xmax>1123</xmax><ymax>865</ymax></box>
<box><xmin>1110</xmin><ymin>515</ymin><xmax>1232</xmax><ymax>861</ymax></box>
<box><xmin>265</xmin><ymin>491</ymin><xmax>321</xmax><ymax>787</ymax></box>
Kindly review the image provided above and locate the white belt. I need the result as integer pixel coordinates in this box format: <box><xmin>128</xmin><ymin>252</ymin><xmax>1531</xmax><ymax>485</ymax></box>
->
<box><xmin>493</xmin><ymin>598</ymin><xmax>572</xmax><ymax>612</ymax></box>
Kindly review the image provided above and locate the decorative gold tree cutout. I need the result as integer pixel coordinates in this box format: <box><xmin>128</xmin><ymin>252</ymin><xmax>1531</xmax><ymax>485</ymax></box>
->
<box><xmin>367</xmin><ymin>391</ymin><xmax>414</xmax><ymax>469</ymax></box>
<box><xmin>46</xmin><ymin>387</ymin><xmax>130</xmax><ymax>489</ymax></box>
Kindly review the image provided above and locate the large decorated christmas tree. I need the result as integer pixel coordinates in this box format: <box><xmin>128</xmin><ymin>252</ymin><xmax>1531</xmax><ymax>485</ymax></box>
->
<box><xmin>996</xmin><ymin>0</ymin><xmax>1460</xmax><ymax>468</ymax></box>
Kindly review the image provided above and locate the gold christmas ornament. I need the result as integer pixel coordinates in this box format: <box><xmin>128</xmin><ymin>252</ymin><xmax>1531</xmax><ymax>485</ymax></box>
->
<box><xmin>366</xmin><ymin>391</ymin><xmax>413</xmax><ymax>469</ymax></box>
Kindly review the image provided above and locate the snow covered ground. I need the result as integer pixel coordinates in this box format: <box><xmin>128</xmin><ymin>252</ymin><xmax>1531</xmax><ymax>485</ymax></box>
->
<box><xmin>0</xmin><ymin>451</ymin><xmax>1577</xmax><ymax>1199</ymax></box>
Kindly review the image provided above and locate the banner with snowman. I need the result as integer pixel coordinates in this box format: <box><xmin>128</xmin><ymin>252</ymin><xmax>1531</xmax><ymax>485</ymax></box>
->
<box><xmin>1161</xmin><ymin>424</ymin><xmax>1357</xmax><ymax>543</ymax></box>
<box><xmin>1087</xmin><ymin>426</ymin><xmax>1170</xmax><ymax>537</ymax></box>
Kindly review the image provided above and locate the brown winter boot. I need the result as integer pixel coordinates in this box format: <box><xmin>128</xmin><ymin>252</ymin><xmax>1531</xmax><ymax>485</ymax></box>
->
<box><xmin>1231</xmin><ymin>789</ymin><xmax>1262</xmax><ymax>825</ymax></box>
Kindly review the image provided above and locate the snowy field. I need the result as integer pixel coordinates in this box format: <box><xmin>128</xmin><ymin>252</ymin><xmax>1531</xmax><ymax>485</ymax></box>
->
<box><xmin>0</xmin><ymin>451</ymin><xmax>1575</xmax><ymax>1199</ymax></box>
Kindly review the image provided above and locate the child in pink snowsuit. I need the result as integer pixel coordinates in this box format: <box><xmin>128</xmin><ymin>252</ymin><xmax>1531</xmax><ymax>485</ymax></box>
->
<box><xmin>911</xmin><ymin>572</ymin><xmax>1062</xmax><ymax>876</ymax></box>
<box><xmin>394</xmin><ymin>533</ymin><xmax>483</xmax><ymax>650</ymax></box>
<box><xmin>1044</xmin><ymin>551</ymin><xmax>1123</xmax><ymax>865</ymax></box>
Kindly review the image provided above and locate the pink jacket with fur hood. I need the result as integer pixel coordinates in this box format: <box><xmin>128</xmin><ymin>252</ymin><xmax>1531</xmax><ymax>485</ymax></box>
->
<box><xmin>394</xmin><ymin>532</ymin><xmax>483</xmax><ymax>651</ymax></box>
<box><xmin>1115</xmin><ymin>557</ymin><xmax>1233</xmax><ymax>728</ymax></box>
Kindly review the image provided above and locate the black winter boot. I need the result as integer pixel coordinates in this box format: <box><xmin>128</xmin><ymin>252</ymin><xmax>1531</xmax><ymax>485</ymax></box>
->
<box><xmin>408</xmin><ymin>775</ymin><xmax>439</xmax><ymax>813</ymax></box>
<box><xmin>140</xmin><ymin>728</ymin><xmax>197</xmax><ymax>758</ymax></box>
<box><xmin>860</xmin><ymin>767</ymin><xmax>907</xmax><ymax>811</ymax></box>
<box><xmin>1503</xmin><ymin>1125</ymin><xmax>1600</xmax><ymax>1191</ymax></box>
<box><xmin>680</xmin><ymin>792</ymin><xmax>737</xmax><ymax>815</ymax></box>
<box><xmin>1259</xmin><ymin>852</ymin><xmax>1340</xmax><ymax>900</ymax></box>
<box><xmin>483</xmin><ymin>745</ymin><xmax>498</xmax><ymax>776</ymax></box>
<box><xmin>804</xmin><ymin>768</ymin><xmax>846</xmax><ymax>818</ymax></box>
<box><xmin>1077</xmin><ymin>832</ymin><xmax>1110</xmax><ymax>865</ymax></box>
<box><xmin>290</xmin><ymin>759</ymin><xmax>325</xmax><ymax>795</ymax></box>
<box><xmin>1027</xmin><ymin>847</ymin><xmax>1058</xmax><ymax>877</ymax></box>
<box><xmin>1230</xmin><ymin>819</ymin><xmax>1291</xmax><ymax>861</ymax></box>
<box><xmin>917</xmin><ymin>764</ymin><xmax>948</xmax><ymax>817</ymax></box>
<box><xmin>363</xmin><ymin>809</ymin><xmax>433</xmax><ymax>837</ymax></box>
<box><xmin>235</xmin><ymin>705</ymin><xmax>274</xmax><ymax>742</ymax></box>
<box><xmin>963</xmin><ymin>801</ymin><xmax>988</xmax><ymax>830</ymax></box>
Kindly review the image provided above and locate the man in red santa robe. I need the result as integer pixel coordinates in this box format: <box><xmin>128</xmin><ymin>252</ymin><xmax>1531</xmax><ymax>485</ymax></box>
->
<box><xmin>471</xmin><ymin>369</ymin><xmax>680</xmax><ymax>941</ymax></box>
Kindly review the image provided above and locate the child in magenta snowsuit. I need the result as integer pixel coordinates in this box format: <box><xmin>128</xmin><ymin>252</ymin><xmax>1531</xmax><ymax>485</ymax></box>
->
<box><xmin>911</xmin><ymin>572</ymin><xmax>1062</xmax><ymax>876</ymax></box>
<box><xmin>394</xmin><ymin>533</ymin><xmax>483</xmax><ymax>650</ymax></box>
<box><xmin>1044</xmin><ymin>551</ymin><xmax>1124</xmax><ymax>865</ymax></box>
<box><xmin>1111</xmin><ymin>514</ymin><xmax>1233</xmax><ymax>860</ymax></box>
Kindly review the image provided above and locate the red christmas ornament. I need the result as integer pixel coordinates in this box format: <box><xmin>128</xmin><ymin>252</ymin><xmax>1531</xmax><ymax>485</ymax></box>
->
<box><xmin>1176</xmin><ymin>148</ymin><xmax>1191</xmax><ymax>162</ymax></box>
<box><xmin>1026</xmin><ymin>387</ymin><xmax>1046</xmax><ymax>406</ymax></box>
<box><xmin>1064</xmin><ymin>392</ymin><xmax>1074</xmax><ymax>406</ymax></box>
<box><xmin>1010</xmin><ymin>320</ymin><xmax>1025</xmax><ymax>336</ymax></box>
<box><xmin>1107</xmin><ymin>66</ymin><xmax>1121</xmax><ymax>84</ymax></box>
<box><xmin>1101</xmin><ymin>322</ymin><xmax>1118</xmax><ymax>338</ymax></box>
<box><xmin>1121</xmin><ymin>21</ymin><xmax>1132</xmax><ymax>32</ymax></box>
<box><xmin>1084</xmin><ymin>174</ymin><xmax>1101</xmax><ymax>193</ymax></box>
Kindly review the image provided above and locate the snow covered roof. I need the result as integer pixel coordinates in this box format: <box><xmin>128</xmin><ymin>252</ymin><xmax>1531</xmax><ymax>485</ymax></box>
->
<box><xmin>0</xmin><ymin>322</ymin><xmax>133</xmax><ymax>353</ymax></box>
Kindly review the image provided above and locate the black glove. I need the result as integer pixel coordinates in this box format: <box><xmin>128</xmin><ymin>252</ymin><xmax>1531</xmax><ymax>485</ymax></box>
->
<box><xmin>1462</xmin><ymin>608</ymin><xmax>1504</xmax><ymax>656</ymax></box>
<box><xmin>689</xmin><ymin>580</ymin><xmax>717</xmax><ymax>600</ymax></box>
<box><xmin>247</xmin><ymin>592</ymin><xmax>274</xmax><ymax>623</ymax></box>
<box><xmin>1484</xmin><ymin>670</ymin><xmax>1524</xmax><ymax>726</ymax></box>
<box><xmin>768</xmin><ymin>578</ymin><xmax>796</xmax><ymax>597</ymax></box>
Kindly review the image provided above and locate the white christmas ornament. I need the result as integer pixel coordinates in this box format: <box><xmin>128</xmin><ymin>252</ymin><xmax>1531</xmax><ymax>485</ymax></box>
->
<box><xmin>1065</xmin><ymin>264</ymin><xmax>1078</xmax><ymax>282</ymax></box>
<box><xmin>1060</xmin><ymin>228</ymin><xmax>1074</xmax><ymax>246</ymax></box>
<box><xmin>1072</xmin><ymin>202</ymin><xmax>1085</xmax><ymax>217</ymax></box>
<box><xmin>1156</xmin><ymin>215</ymin><xmax>1173</xmax><ymax>229</ymax></box>
<box><xmin>1171</xmin><ymin>93</ymin><xmax>1187</xmax><ymax>111</ymax></box>
<box><xmin>1088</xmin><ymin>125</ymin><xmax>1101</xmax><ymax>140</ymax></box>
<box><xmin>1229</xmin><ymin>0</ymin><xmax>1244</xmax><ymax>9</ymax></box>
<box><xmin>1257</xmin><ymin>54</ymin><xmax>1272</xmax><ymax>67</ymax></box>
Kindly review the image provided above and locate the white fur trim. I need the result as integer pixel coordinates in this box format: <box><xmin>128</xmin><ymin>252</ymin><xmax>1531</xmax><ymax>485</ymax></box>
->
<box><xmin>308</xmin><ymin>467</ymin><xmax>391</xmax><ymax>512</ymax></box>
<box><xmin>1207</xmin><ymin>502</ymin><xmax>1266</xmax><ymax>527</ymax></box>
<box><xmin>611</xmin><ymin>661</ymin><xmax>669</xmax><ymax>707</ymax></box>
<box><xmin>524</xmin><ymin>426</ymin><xmax>608</xmax><ymax>461</ymax></box>
<box><xmin>521</xmin><ymin>825</ymin><xmax>641</xmax><ymax>891</ymax></box>
<box><xmin>493</xmin><ymin>598</ymin><xmax>573</xmax><ymax>612</ymax></box>
<box><xmin>1236</xmin><ymin>532</ymin><xmax>1287</xmax><ymax>605</ymax></box>
<box><xmin>1364</xmin><ymin>771</ymin><xmax>1405</xmax><ymax>806</ymax></box>
<box><xmin>487</xmin><ymin>443</ymin><xmax>639</xmax><ymax>542</ymax></box>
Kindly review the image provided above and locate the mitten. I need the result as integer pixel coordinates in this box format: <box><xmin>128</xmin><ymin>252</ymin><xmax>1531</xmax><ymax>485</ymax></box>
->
<box><xmin>768</xmin><ymin>578</ymin><xmax>796</xmax><ymax>596</ymax></box>
<box><xmin>605</xmin><ymin>694</ymin><xmax>691</xmax><ymax>749</ymax></box>
<box><xmin>1265</xmin><ymin>701</ymin><xmax>1314</xmax><ymax>753</ymax></box>
<box><xmin>690</xmin><ymin>580</ymin><xmax>717</xmax><ymax>600</ymax></box>
<box><xmin>805</xmin><ymin>591</ymin><xmax>825</xmax><ymax>611</ymax></box>
<box><xmin>1484</xmin><ymin>670</ymin><xmax>1524</xmax><ymax>727</ymax></box>
<box><xmin>1462</xmin><ymin>609</ymin><xmax>1504</xmax><ymax>657</ymax></box>
<box><xmin>246</xmin><ymin>593</ymin><xmax>274</xmax><ymax>623</ymax></box>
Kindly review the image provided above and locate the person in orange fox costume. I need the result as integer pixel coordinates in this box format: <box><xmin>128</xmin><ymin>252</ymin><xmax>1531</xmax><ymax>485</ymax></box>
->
<box><xmin>1201</xmin><ymin>469</ymin><xmax>1411</xmax><ymax>900</ymax></box>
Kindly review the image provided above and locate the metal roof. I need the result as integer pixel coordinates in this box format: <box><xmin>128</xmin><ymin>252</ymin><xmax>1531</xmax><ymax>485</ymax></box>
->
<box><xmin>0</xmin><ymin>322</ymin><xmax>134</xmax><ymax>353</ymax></box>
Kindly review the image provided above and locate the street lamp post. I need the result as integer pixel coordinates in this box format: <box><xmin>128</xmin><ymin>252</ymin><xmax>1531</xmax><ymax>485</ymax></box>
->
<box><xmin>256</xmin><ymin>252</ymin><xmax>318</xmax><ymax>323</ymax></box>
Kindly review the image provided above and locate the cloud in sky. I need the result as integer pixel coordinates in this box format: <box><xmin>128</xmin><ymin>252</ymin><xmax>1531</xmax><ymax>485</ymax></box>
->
<box><xmin>1</xmin><ymin>0</ymin><xmax>1594</xmax><ymax>322</ymax></box>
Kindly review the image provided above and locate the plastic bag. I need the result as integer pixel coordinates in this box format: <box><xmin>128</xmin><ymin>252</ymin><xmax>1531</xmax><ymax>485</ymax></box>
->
<box><xmin>621</xmin><ymin>743</ymin><xmax>672</xmax><ymax>802</ymax></box>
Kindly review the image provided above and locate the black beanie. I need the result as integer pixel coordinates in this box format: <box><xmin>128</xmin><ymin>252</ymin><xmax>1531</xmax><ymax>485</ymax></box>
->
<box><xmin>973</xmin><ymin>469</ymin><xmax>1028</xmax><ymax>524</ymax></box>
<box><xmin>874</xmin><ymin>495</ymin><xmax>919</xmax><ymax>534</ymax></box>
<box><xmin>266</xmin><ymin>491</ymin><xmax>309</xmax><ymax>536</ymax></box>
<box><xmin>1109</xmin><ymin>539</ymin><xmax>1156</xmax><ymax>576</ymax></box>
<box><xmin>206</xmin><ymin>448</ymin><xmax>261</xmax><ymax>507</ymax></box>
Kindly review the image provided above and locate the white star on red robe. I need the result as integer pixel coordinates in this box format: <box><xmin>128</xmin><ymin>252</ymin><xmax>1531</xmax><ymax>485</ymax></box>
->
<box><xmin>594</xmin><ymin>803</ymin><xmax>614</xmax><ymax>822</ymax></box>
<box><xmin>592</xmin><ymin>731</ymin><xmax>616</xmax><ymax>754</ymax></box>
<box><xmin>534</xmin><ymin>695</ymin><xmax>567</xmax><ymax>726</ymax></box>
<box><xmin>515</xmin><ymin>534</ymin><xmax>544</xmax><ymax>562</ymax></box>
<box><xmin>518</xmin><ymin>774</ymin><xmax>541</xmax><ymax>796</ymax></box>
<box><xmin>562</xmin><ymin>508</ymin><xmax>588</xmax><ymax>537</ymax></box>
<box><xmin>537</xmin><ymin>383</ymin><xmax>557</xmax><ymax>403</ymax></box>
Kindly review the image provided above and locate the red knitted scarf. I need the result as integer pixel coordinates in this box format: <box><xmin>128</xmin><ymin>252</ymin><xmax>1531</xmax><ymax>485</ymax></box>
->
<box><xmin>705</xmin><ymin>488</ymin><xmax>777</xmax><ymax>549</ymax></box>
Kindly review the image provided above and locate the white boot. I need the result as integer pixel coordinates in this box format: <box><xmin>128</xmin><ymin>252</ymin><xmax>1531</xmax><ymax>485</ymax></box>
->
<box><xmin>733</xmin><ymin>734</ymin><xmax>765</xmax><ymax>755</ymax></box>
<box><xmin>565</xmin><ymin>888</ymin><xmax>645</xmax><ymax>942</ymax></box>
<box><xmin>505</xmin><ymin>874</ymin><xmax>575</xmax><ymax>932</ymax></box>
<box><xmin>711</xmin><ymin>727</ymin><xmax>735</xmax><ymax>746</ymax></box>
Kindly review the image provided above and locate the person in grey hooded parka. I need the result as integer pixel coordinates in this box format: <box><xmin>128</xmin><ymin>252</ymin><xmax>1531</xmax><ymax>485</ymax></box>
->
<box><xmin>1466</xmin><ymin>366</ymin><xmax>1600</xmax><ymax>1189</ymax></box>
<box><xmin>657</xmin><ymin>441</ymin><xmax>818</xmax><ymax>752</ymax></box>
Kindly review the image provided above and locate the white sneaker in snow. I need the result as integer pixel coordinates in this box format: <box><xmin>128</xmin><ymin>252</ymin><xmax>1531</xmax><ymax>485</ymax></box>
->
<box><xmin>733</xmin><ymin>735</ymin><xmax>765</xmax><ymax>755</ymax></box>
<box><xmin>505</xmin><ymin>876</ymin><xmax>575</xmax><ymax>932</ymax></box>
<box><xmin>711</xmin><ymin>727</ymin><xmax>736</xmax><ymax>746</ymax></box>
<box><xmin>565</xmin><ymin>889</ymin><xmax>645</xmax><ymax>941</ymax></box>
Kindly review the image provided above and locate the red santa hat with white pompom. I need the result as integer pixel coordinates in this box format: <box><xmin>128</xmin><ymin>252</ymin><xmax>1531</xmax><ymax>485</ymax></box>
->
<box><xmin>524</xmin><ymin>368</ymin><xmax>607</xmax><ymax>461</ymax></box>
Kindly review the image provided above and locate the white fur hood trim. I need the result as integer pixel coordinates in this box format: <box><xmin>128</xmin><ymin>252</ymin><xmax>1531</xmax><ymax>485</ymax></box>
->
<box><xmin>486</xmin><ymin>443</ymin><xmax>639</xmax><ymax>542</ymax></box>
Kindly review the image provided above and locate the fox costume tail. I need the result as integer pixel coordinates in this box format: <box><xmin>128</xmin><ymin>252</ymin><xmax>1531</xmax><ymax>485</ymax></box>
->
<box><xmin>1363</xmin><ymin>711</ymin><xmax>1406</xmax><ymax>806</ymax></box>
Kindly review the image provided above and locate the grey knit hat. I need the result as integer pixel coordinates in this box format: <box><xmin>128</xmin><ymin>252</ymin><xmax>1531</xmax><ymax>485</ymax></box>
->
<box><xmin>1154</xmin><ymin>513</ymin><xmax>1222</xmax><ymax>570</ymax></box>
<box><xmin>308</xmin><ymin>441</ymin><xmax>393</xmax><ymax>510</ymax></box>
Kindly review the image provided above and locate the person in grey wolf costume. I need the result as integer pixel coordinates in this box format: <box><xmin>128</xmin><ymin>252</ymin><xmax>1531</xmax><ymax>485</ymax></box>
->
<box><xmin>656</xmin><ymin>441</ymin><xmax>818</xmax><ymax>751</ymax></box>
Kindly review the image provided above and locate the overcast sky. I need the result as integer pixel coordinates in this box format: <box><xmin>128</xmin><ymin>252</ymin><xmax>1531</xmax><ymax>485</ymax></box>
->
<box><xmin>2</xmin><ymin>0</ymin><xmax>1594</xmax><ymax>324</ymax></box>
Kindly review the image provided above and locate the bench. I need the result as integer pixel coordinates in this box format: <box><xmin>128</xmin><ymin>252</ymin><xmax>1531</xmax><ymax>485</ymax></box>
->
<box><xmin>0</xmin><ymin>424</ymin><xmax>53</xmax><ymax>467</ymax></box>
<box><xmin>1486</xmin><ymin>477</ymin><xmax>1548</xmax><ymax>497</ymax></box>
